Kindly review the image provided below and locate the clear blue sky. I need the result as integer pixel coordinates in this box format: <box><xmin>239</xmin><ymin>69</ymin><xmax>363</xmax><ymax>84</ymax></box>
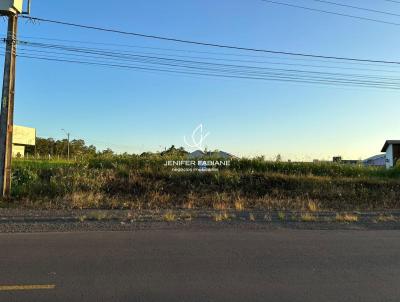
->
<box><xmin>1</xmin><ymin>0</ymin><xmax>400</xmax><ymax>160</ymax></box>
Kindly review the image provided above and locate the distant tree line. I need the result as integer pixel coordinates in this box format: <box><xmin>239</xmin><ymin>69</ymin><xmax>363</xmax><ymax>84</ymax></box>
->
<box><xmin>25</xmin><ymin>137</ymin><xmax>97</xmax><ymax>159</ymax></box>
<box><xmin>24</xmin><ymin>138</ymin><xmax>191</xmax><ymax>160</ymax></box>
<box><xmin>140</xmin><ymin>145</ymin><xmax>188</xmax><ymax>158</ymax></box>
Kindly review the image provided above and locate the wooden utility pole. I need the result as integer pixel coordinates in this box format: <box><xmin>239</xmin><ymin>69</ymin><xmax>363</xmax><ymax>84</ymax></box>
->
<box><xmin>0</xmin><ymin>14</ymin><xmax>18</xmax><ymax>197</ymax></box>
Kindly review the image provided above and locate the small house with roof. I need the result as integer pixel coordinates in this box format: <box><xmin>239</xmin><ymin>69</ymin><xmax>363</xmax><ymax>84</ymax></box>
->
<box><xmin>381</xmin><ymin>140</ymin><xmax>400</xmax><ymax>169</ymax></box>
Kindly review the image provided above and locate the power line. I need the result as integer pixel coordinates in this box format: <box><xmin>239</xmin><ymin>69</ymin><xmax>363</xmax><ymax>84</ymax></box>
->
<box><xmin>8</xmin><ymin>39</ymin><xmax>400</xmax><ymax>91</ymax></box>
<box><xmin>261</xmin><ymin>0</ymin><xmax>400</xmax><ymax>26</ymax></box>
<box><xmin>2</xmin><ymin>37</ymin><xmax>397</xmax><ymax>89</ymax></box>
<box><xmin>10</xmin><ymin>43</ymin><xmax>400</xmax><ymax>89</ymax></box>
<box><xmin>17</xmin><ymin>40</ymin><xmax>400</xmax><ymax>83</ymax></box>
<box><xmin>307</xmin><ymin>0</ymin><xmax>400</xmax><ymax>17</ymax></box>
<box><xmin>19</xmin><ymin>35</ymin><xmax>400</xmax><ymax>69</ymax></box>
<box><xmin>19</xmin><ymin>15</ymin><xmax>400</xmax><ymax>65</ymax></box>
<box><xmin>18</xmin><ymin>44</ymin><xmax>400</xmax><ymax>74</ymax></box>
<box><xmin>10</xmin><ymin>51</ymin><xmax>400</xmax><ymax>90</ymax></box>
<box><xmin>17</xmin><ymin>54</ymin><xmax>397</xmax><ymax>89</ymax></box>
<box><xmin>383</xmin><ymin>0</ymin><xmax>400</xmax><ymax>4</ymax></box>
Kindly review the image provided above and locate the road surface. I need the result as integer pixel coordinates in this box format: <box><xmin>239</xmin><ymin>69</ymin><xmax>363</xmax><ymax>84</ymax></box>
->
<box><xmin>0</xmin><ymin>228</ymin><xmax>400</xmax><ymax>301</ymax></box>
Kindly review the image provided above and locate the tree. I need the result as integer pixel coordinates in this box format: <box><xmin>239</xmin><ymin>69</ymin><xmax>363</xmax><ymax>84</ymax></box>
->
<box><xmin>100</xmin><ymin>148</ymin><xmax>114</xmax><ymax>157</ymax></box>
<box><xmin>25</xmin><ymin>137</ymin><xmax>97</xmax><ymax>159</ymax></box>
<box><xmin>160</xmin><ymin>145</ymin><xmax>188</xmax><ymax>157</ymax></box>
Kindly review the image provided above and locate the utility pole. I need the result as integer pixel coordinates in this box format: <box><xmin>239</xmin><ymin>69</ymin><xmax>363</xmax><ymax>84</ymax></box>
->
<box><xmin>61</xmin><ymin>129</ymin><xmax>70</xmax><ymax>160</ymax></box>
<box><xmin>0</xmin><ymin>1</ymin><xmax>30</xmax><ymax>198</ymax></box>
<box><xmin>0</xmin><ymin>14</ymin><xmax>18</xmax><ymax>197</ymax></box>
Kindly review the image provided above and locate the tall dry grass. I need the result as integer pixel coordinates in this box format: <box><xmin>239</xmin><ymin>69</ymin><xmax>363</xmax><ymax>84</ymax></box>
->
<box><xmin>7</xmin><ymin>157</ymin><xmax>400</xmax><ymax>211</ymax></box>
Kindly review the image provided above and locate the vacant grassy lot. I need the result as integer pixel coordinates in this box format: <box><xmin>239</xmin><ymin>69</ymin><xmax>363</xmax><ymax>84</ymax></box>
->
<box><xmin>5</xmin><ymin>156</ymin><xmax>400</xmax><ymax>211</ymax></box>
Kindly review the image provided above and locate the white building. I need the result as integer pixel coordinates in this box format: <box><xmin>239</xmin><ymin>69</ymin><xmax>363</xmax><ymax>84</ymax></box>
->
<box><xmin>12</xmin><ymin>125</ymin><xmax>36</xmax><ymax>158</ymax></box>
<box><xmin>381</xmin><ymin>140</ymin><xmax>400</xmax><ymax>169</ymax></box>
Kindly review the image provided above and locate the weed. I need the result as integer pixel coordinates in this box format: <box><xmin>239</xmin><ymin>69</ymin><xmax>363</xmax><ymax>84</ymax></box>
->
<box><xmin>183</xmin><ymin>213</ymin><xmax>192</xmax><ymax>221</ymax></box>
<box><xmin>335</xmin><ymin>213</ymin><xmax>358</xmax><ymax>223</ymax></box>
<box><xmin>183</xmin><ymin>202</ymin><xmax>194</xmax><ymax>209</ymax></box>
<box><xmin>277</xmin><ymin>212</ymin><xmax>285</xmax><ymax>221</ymax></box>
<box><xmin>87</xmin><ymin>211</ymin><xmax>107</xmax><ymax>221</ymax></box>
<box><xmin>214</xmin><ymin>212</ymin><xmax>230</xmax><ymax>222</ymax></box>
<box><xmin>307</xmin><ymin>201</ymin><xmax>318</xmax><ymax>212</ymax></box>
<box><xmin>376</xmin><ymin>214</ymin><xmax>397</xmax><ymax>222</ymax></box>
<box><xmin>301</xmin><ymin>213</ymin><xmax>317</xmax><ymax>222</ymax></box>
<box><xmin>184</xmin><ymin>192</ymin><xmax>196</xmax><ymax>209</ymax></box>
<box><xmin>213</xmin><ymin>203</ymin><xmax>228</xmax><ymax>211</ymax></box>
<box><xmin>264</xmin><ymin>214</ymin><xmax>272</xmax><ymax>222</ymax></box>
<box><xmin>163</xmin><ymin>211</ymin><xmax>176</xmax><ymax>222</ymax></box>
<box><xmin>249</xmin><ymin>213</ymin><xmax>255</xmax><ymax>221</ymax></box>
<box><xmin>234</xmin><ymin>197</ymin><xmax>245</xmax><ymax>211</ymax></box>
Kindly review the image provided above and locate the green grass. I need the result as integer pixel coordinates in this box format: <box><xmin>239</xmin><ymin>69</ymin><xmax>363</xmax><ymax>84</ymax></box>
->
<box><xmin>6</xmin><ymin>156</ymin><xmax>400</xmax><ymax>211</ymax></box>
<box><xmin>229</xmin><ymin>159</ymin><xmax>398</xmax><ymax>178</ymax></box>
<box><xmin>12</xmin><ymin>156</ymin><xmax>399</xmax><ymax>179</ymax></box>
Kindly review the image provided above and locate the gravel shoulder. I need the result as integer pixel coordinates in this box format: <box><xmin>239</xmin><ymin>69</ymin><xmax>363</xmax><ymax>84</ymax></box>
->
<box><xmin>2</xmin><ymin>208</ymin><xmax>400</xmax><ymax>233</ymax></box>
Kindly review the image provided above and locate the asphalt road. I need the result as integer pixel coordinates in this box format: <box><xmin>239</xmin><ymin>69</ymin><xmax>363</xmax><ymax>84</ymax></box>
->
<box><xmin>0</xmin><ymin>228</ymin><xmax>400</xmax><ymax>302</ymax></box>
